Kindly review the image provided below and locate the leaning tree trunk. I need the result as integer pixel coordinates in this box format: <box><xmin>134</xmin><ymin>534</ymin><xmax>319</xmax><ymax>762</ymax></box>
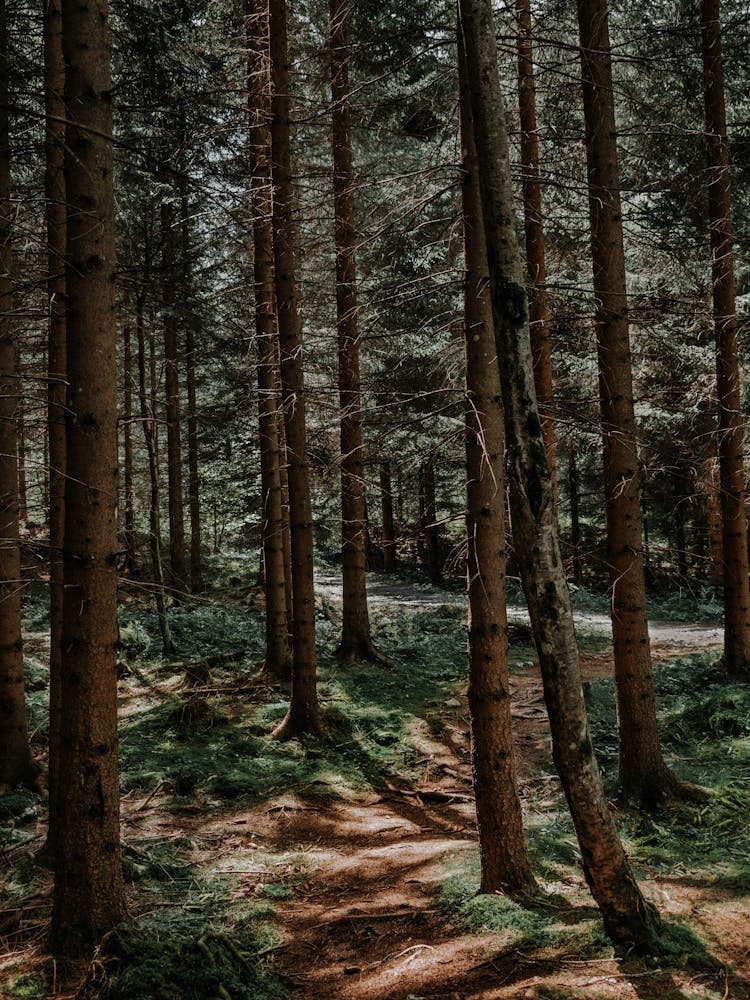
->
<box><xmin>270</xmin><ymin>0</ymin><xmax>321</xmax><ymax>736</ymax></box>
<box><xmin>516</xmin><ymin>0</ymin><xmax>555</xmax><ymax>487</ymax></box>
<box><xmin>247</xmin><ymin>0</ymin><xmax>290</xmax><ymax>679</ymax></box>
<box><xmin>40</xmin><ymin>0</ymin><xmax>66</xmax><ymax>862</ymax></box>
<box><xmin>700</xmin><ymin>0</ymin><xmax>750</xmax><ymax>675</ymax></box>
<box><xmin>460</xmin><ymin>38</ymin><xmax>535</xmax><ymax>894</ymax></box>
<box><xmin>458</xmin><ymin>0</ymin><xmax>658</xmax><ymax>949</ymax></box>
<box><xmin>0</xmin><ymin>0</ymin><xmax>36</xmax><ymax>793</ymax></box>
<box><xmin>329</xmin><ymin>0</ymin><xmax>377</xmax><ymax>662</ymax></box>
<box><xmin>49</xmin><ymin>0</ymin><xmax>126</xmax><ymax>955</ymax></box>
<box><xmin>577</xmin><ymin>0</ymin><xmax>680</xmax><ymax>806</ymax></box>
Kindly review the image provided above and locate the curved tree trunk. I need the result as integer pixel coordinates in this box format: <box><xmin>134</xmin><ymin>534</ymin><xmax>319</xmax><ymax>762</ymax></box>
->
<box><xmin>700</xmin><ymin>0</ymin><xmax>750</xmax><ymax>675</ymax></box>
<box><xmin>270</xmin><ymin>0</ymin><xmax>321</xmax><ymax>736</ymax></box>
<box><xmin>577</xmin><ymin>0</ymin><xmax>679</xmax><ymax>806</ymax></box>
<box><xmin>460</xmin><ymin>36</ymin><xmax>535</xmax><ymax>894</ymax></box>
<box><xmin>247</xmin><ymin>0</ymin><xmax>290</xmax><ymax>679</ymax></box>
<box><xmin>515</xmin><ymin>0</ymin><xmax>555</xmax><ymax>488</ymax></box>
<box><xmin>0</xmin><ymin>0</ymin><xmax>36</xmax><ymax>793</ymax></box>
<box><xmin>50</xmin><ymin>0</ymin><xmax>126</xmax><ymax>954</ymax></box>
<box><xmin>458</xmin><ymin>0</ymin><xmax>658</xmax><ymax>949</ymax></box>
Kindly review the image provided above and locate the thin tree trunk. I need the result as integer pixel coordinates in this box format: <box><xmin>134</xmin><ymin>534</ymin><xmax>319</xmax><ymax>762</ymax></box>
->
<box><xmin>460</xmin><ymin>39</ymin><xmax>535</xmax><ymax>894</ymax></box>
<box><xmin>700</xmin><ymin>0</ymin><xmax>750</xmax><ymax>674</ymax></box>
<box><xmin>161</xmin><ymin>195</ymin><xmax>187</xmax><ymax>594</ymax></box>
<box><xmin>179</xmin><ymin>178</ymin><xmax>203</xmax><ymax>593</ymax></box>
<box><xmin>247</xmin><ymin>0</ymin><xmax>290</xmax><ymax>678</ymax></box>
<box><xmin>0</xmin><ymin>0</ymin><xmax>36</xmax><ymax>792</ymax></box>
<box><xmin>577</xmin><ymin>0</ymin><xmax>679</xmax><ymax>805</ymax></box>
<box><xmin>40</xmin><ymin>0</ymin><xmax>66</xmax><ymax>863</ymax></box>
<box><xmin>123</xmin><ymin>324</ymin><xmax>136</xmax><ymax>573</ymax></box>
<box><xmin>137</xmin><ymin>292</ymin><xmax>174</xmax><ymax>656</ymax></box>
<box><xmin>329</xmin><ymin>0</ymin><xmax>376</xmax><ymax>662</ymax></box>
<box><xmin>515</xmin><ymin>0</ymin><xmax>555</xmax><ymax>488</ymax></box>
<box><xmin>422</xmin><ymin>460</ymin><xmax>440</xmax><ymax>582</ymax></box>
<box><xmin>380</xmin><ymin>463</ymin><xmax>396</xmax><ymax>572</ymax></box>
<box><xmin>458</xmin><ymin>0</ymin><xmax>658</xmax><ymax>949</ymax></box>
<box><xmin>50</xmin><ymin>0</ymin><xmax>126</xmax><ymax>953</ymax></box>
<box><xmin>705</xmin><ymin>443</ymin><xmax>723</xmax><ymax>585</ymax></box>
<box><xmin>270</xmin><ymin>0</ymin><xmax>321</xmax><ymax>736</ymax></box>
<box><xmin>568</xmin><ymin>448</ymin><xmax>583</xmax><ymax>586</ymax></box>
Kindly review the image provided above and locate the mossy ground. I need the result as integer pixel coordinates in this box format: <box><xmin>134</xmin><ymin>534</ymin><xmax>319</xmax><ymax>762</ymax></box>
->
<box><xmin>1</xmin><ymin>574</ymin><xmax>747</xmax><ymax>998</ymax></box>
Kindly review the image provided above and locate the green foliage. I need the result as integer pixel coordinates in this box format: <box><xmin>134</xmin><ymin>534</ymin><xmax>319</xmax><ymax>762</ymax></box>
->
<box><xmin>4</xmin><ymin>974</ymin><xmax>46</xmax><ymax>999</ymax></box>
<box><xmin>102</xmin><ymin>920</ymin><xmax>288</xmax><ymax>1000</ymax></box>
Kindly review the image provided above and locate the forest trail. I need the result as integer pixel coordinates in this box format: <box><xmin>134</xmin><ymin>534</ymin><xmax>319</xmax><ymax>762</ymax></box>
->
<box><xmin>316</xmin><ymin>571</ymin><xmax>725</xmax><ymax>654</ymax></box>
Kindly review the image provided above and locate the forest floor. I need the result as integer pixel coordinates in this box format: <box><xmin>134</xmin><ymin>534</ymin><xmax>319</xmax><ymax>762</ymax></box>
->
<box><xmin>1</xmin><ymin>563</ymin><xmax>749</xmax><ymax>1000</ymax></box>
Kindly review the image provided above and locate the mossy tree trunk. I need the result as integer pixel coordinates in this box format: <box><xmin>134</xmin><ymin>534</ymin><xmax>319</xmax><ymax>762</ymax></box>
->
<box><xmin>247</xmin><ymin>0</ymin><xmax>291</xmax><ymax>679</ymax></box>
<box><xmin>459</xmin><ymin>34</ymin><xmax>535</xmax><ymax>895</ymax></box>
<box><xmin>458</xmin><ymin>0</ymin><xmax>659</xmax><ymax>949</ymax></box>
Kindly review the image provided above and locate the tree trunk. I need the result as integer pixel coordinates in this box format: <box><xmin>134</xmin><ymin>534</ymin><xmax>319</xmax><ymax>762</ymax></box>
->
<box><xmin>460</xmin><ymin>39</ymin><xmax>535</xmax><ymax>894</ymax></box>
<box><xmin>269</xmin><ymin>0</ymin><xmax>321</xmax><ymax>736</ymax></box>
<box><xmin>247</xmin><ymin>0</ymin><xmax>290</xmax><ymax>679</ymax></box>
<box><xmin>122</xmin><ymin>324</ymin><xmax>136</xmax><ymax>573</ymax></box>
<box><xmin>705</xmin><ymin>440</ymin><xmax>723</xmax><ymax>585</ymax></box>
<box><xmin>568</xmin><ymin>447</ymin><xmax>583</xmax><ymax>586</ymax></box>
<box><xmin>15</xmin><ymin>346</ymin><xmax>26</xmax><ymax>523</ymax></box>
<box><xmin>421</xmin><ymin>460</ymin><xmax>440</xmax><ymax>581</ymax></box>
<box><xmin>515</xmin><ymin>0</ymin><xmax>555</xmax><ymax>488</ymax></box>
<box><xmin>329</xmin><ymin>0</ymin><xmax>376</xmax><ymax>662</ymax></box>
<box><xmin>700</xmin><ymin>0</ymin><xmax>750</xmax><ymax>675</ymax></box>
<box><xmin>40</xmin><ymin>0</ymin><xmax>66</xmax><ymax>862</ymax></box>
<box><xmin>161</xmin><ymin>195</ymin><xmax>187</xmax><ymax>594</ymax></box>
<box><xmin>49</xmin><ymin>0</ymin><xmax>126</xmax><ymax>954</ymax></box>
<box><xmin>458</xmin><ymin>0</ymin><xmax>658</xmax><ymax>949</ymax></box>
<box><xmin>380</xmin><ymin>463</ymin><xmax>396</xmax><ymax>572</ymax></box>
<box><xmin>0</xmin><ymin>0</ymin><xmax>36</xmax><ymax>792</ymax></box>
<box><xmin>179</xmin><ymin>179</ymin><xmax>203</xmax><ymax>593</ymax></box>
<box><xmin>577</xmin><ymin>0</ymin><xmax>678</xmax><ymax>806</ymax></box>
<box><xmin>137</xmin><ymin>290</ymin><xmax>174</xmax><ymax>656</ymax></box>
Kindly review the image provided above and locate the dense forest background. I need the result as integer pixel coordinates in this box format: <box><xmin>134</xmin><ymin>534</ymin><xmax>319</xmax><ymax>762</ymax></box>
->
<box><xmin>2</xmin><ymin>0</ymin><xmax>750</xmax><ymax>997</ymax></box>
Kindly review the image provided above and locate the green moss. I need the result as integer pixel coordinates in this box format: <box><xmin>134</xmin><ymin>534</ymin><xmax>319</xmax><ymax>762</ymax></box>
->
<box><xmin>4</xmin><ymin>974</ymin><xmax>46</xmax><ymax>999</ymax></box>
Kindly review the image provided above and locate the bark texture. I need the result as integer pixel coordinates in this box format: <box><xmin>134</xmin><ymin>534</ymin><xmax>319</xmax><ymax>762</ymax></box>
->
<box><xmin>41</xmin><ymin>0</ymin><xmax>67</xmax><ymax>858</ymax></box>
<box><xmin>50</xmin><ymin>0</ymin><xmax>126</xmax><ymax>954</ymax></box>
<box><xmin>460</xmin><ymin>40</ymin><xmax>535</xmax><ymax>894</ymax></box>
<box><xmin>516</xmin><ymin>0</ymin><xmax>555</xmax><ymax>486</ymax></box>
<box><xmin>247</xmin><ymin>0</ymin><xmax>290</xmax><ymax>678</ymax></box>
<box><xmin>329</xmin><ymin>0</ymin><xmax>376</xmax><ymax>662</ymax></box>
<box><xmin>700</xmin><ymin>0</ymin><xmax>750</xmax><ymax>674</ymax></box>
<box><xmin>379</xmin><ymin>463</ymin><xmax>396</xmax><ymax>572</ymax></box>
<box><xmin>0</xmin><ymin>0</ymin><xmax>36</xmax><ymax>792</ymax></box>
<box><xmin>577</xmin><ymin>0</ymin><xmax>678</xmax><ymax>805</ymax></box>
<box><xmin>270</xmin><ymin>0</ymin><xmax>321</xmax><ymax>735</ymax></box>
<box><xmin>458</xmin><ymin>0</ymin><xmax>658</xmax><ymax>949</ymax></box>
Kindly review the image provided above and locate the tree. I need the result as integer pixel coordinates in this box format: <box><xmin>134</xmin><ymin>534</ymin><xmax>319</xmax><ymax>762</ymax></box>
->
<box><xmin>40</xmin><ymin>0</ymin><xmax>67</xmax><ymax>861</ymax></box>
<box><xmin>49</xmin><ymin>0</ymin><xmax>126</xmax><ymax>955</ymax></box>
<box><xmin>0</xmin><ymin>0</ymin><xmax>37</xmax><ymax>793</ymax></box>
<box><xmin>458</xmin><ymin>0</ymin><xmax>659</xmax><ymax>948</ymax></box>
<box><xmin>329</xmin><ymin>0</ymin><xmax>378</xmax><ymax>662</ymax></box>
<box><xmin>577</xmin><ymin>0</ymin><xmax>681</xmax><ymax>805</ymax></box>
<box><xmin>700</xmin><ymin>0</ymin><xmax>750</xmax><ymax>675</ymax></box>
<box><xmin>247</xmin><ymin>0</ymin><xmax>291</xmax><ymax>678</ymax></box>
<box><xmin>270</xmin><ymin>0</ymin><xmax>322</xmax><ymax>736</ymax></box>
<box><xmin>459</xmin><ymin>31</ymin><xmax>535</xmax><ymax>894</ymax></box>
<box><xmin>516</xmin><ymin>0</ymin><xmax>555</xmax><ymax>486</ymax></box>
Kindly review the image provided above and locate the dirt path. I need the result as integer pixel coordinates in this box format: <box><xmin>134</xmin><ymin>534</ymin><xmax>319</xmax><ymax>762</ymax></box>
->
<box><xmin>316</xmin><ymin>571</ymin><xmax>725</xmax><ymax>654</ymax></box>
